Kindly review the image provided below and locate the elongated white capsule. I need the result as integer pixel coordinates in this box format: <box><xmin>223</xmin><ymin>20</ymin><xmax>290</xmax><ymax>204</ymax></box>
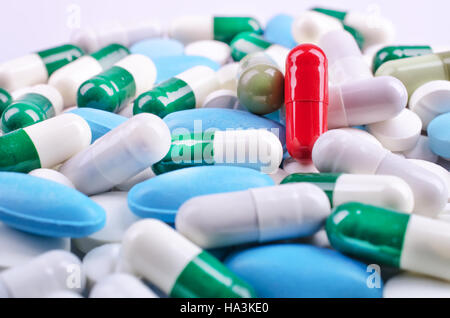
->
<box><xmin>176</xmin><ymin>183</ymin><xmax>330</xmax><ymax>249</ymax></box>
<box><xmin>59</xmin><ymin>113</ymin><xmax>171</xmax><ymax>195</ymax></box>
<box><xmin>0</xmin><ymin>251</ymin><xmax>84</xmax><ymax>298</ymax></box>
<box><xmin>119</xmin><ymin>219</ymin><xmax>256</xmax><ymax>298</ymax></box>
<box><xmin>90</xmin><ymin>274</ymin><xmax>157</xmax><ymax>298</ymax></box>
<box><xmin>292</xmin><ymin>11</ymin><xmax>344</xmax><ymax>45</ymax></box>
<box><xmin>312</xmin><ymin>129</ymin><xmax>447</xmax><ymax>216</ymax></box>
<box><xmin>384</xmin><ymin>273</ymin><xmax>450</xmax><ymax>298</ymax></box>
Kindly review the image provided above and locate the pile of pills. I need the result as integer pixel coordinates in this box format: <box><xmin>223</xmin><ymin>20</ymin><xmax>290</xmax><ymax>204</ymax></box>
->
<box><xmin>0</xmin><ymin>7</ymin><xmax>449</xmax><ymax>298</ymax></box>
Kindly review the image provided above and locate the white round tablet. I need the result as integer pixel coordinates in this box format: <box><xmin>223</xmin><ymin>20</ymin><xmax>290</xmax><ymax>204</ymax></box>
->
<box><xmin>409</xmin><ymin>80</ymin><xmax>450</xmax><ymax>129</ymax></box>
<box><xmin>185</xmin><ymin>40</ymin><xmax>231</xmax><ymax>65</ymax></box>
<box><xmin>82</xmin><ymin>243</ymin><xmax>122</xmax><ymax>288</ymax></box>
<box><xmin>282</xmin><ymin>157</ymin><xmax>319</xmax><ymax>174</ymax></box>
<box><xmin>29</xmin><ymin>168</ymin><xmax>75</xmax><ymax>188</ymax></box>
<box><xmin>384</xmin><ymin>272</ymin><xmax>450</xmax><ymax>298</ymax></box>
<box><xmin>402</xmin><ymin>135</ymin><xmax>438</xmax><ymax>163</ymax></box>
<box><xmin>409</xmin><ymin>158</ymin><xmax>450</xmax><ymax>202</ymax></box>
<box><xmin>73</xmin><ymin>192</ymin><xmax>140</xmax><ymax>253</ymax></box>
<box><xmin>367</xmin><ymin>109</ymin><xmax>422</xmax><ymax>151</ymax></box>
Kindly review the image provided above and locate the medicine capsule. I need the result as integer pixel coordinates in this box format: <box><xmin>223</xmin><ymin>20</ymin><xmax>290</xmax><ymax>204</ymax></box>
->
<box><xmin>285</xmin><ymin>44</ymin><xmax>328</xmax><ymax>161</ymax></box>
<box><xmin>0</xmin><ymin>113</ymin><xmax>91</xmax><ymax>173</ymax></box>
<box><xmin>327</xmin><ymin>202</ymin><xmax>450</xmax><ymax>282</ymax></box>
<box><xmin>176</xmin><ymin>183</ymin><xmax>330</xmax><ymax>249</ymax></box>
<box><xmin>49</xmin><ymin>44</ymin><xmax>130</xmax><ymax>107</ymax></box>
<box><xmin>169</xmin><ymin>16</ymin><xmax>263</xmax><ymax>44</ymax></box>
<box><xmin>372</xmin><ymin>45</ymin><xmax>436</xmax><ymax>73</ymax></box>
<box><xmin>328</xmin><ymin>76</ymin><xmax>407</xmax><ymax>128</ymax></box>
<box><xmin>59</xmin><ymin>113</ymin><xmax>171</xmax><ymax>196</ymax></box>
<box><xmin>1</xmin><ymin>85</ymin><xmax>63</xmax><ymax>133</ymax></box>
<box><xmin>312</xmin><ymin>129</ymin><xmax>448</xmax><ymax>216</ymax></box>
<box><xmin>77</xmin><ymin>54</ymin><xmax>156</xmax><ymax>113</ymax></box>
<box><xmin>319</xmin><ymin>29</ymin><xmax>372</xmax><ymax>84</ymax></box>
<box><xmin>71</xmin><ymin>20</ymin><xmax>162</xmax><ymax>53</ymax></box>
<box><xmin>119</xmin><ymin>219</ymin><xmax>256</xmax><ymax>298</ymax></box>
<box><xmin>0</xmin><ymin>44</ymin><xmax>84</xmax><ymax>91</ymax></box>
<box><xmin>133</xmin><ymin>65</ymin><xmax>219</xmax><ymax>118</ymax></box>
<box><xmin>281</xmin><ymin>173</ymin><xmax>414</xmax><ymax>212</ymax></box>
<box><xmin>312</xmin><ymin>7</ymin><xmax>395</xmax><ymax>48</ymax></box>
<box><xmin>237</xmin><ymin>55</ymin><xmax>284</xmax><ymax>115</ymax></box>
<box><xmin>375</xmin><ymin>51</ymin><xmax>450</xmax><ymax>97</ymax></box>
<box><xmin>0</xmin><ymin>251</ymin><xmax>84</xmax><ymax>298</ymax></box>
<box><xmin>90</xmin><ymin>273</ymin><xmax>157</xmax><ymax>298</ymax></box>
<box><xmin>152</xmin><ymin>129</ymin><xmax>283</xmax><ymax>175</ymax></box>
<box><xmin>0</xmin><ymin>88</ymin><xmax>12</xmax><ymax>117</ymax></box>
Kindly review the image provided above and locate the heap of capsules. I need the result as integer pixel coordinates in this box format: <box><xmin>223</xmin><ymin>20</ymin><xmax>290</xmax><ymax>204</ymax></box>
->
<box><xmin>0</xmin><ymin>7</ymin><xmax>449</xmax><ymax>298</ymax></box>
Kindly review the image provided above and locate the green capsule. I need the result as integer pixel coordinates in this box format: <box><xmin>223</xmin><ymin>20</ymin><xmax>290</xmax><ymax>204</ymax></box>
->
<box><xmin>0</xmin><ymin>128</ymin><xmax>40</xmax><ymax>172</ymax></box>
<box><xmin>90</xmin><ymin>44</ymin><xmax>130</xmax><ymax>70</ymax></box>
<box><xmin>312</xmin><ymin>7</ymin><xmax>347</xmax><ymax>21</ymax></box>
<box><xmin>230</xmin><ymin>32</ymin><xmax>272</xmax><ymax>61</ymax></box>
<box><xmin>37</xmin><ymin>44</ymin><xmax>84</xmax><ymax>76</ymax></box>
<box><xmin>281</xmin><ymin>173</ymin><xmax>341</xmax><ymax>203</ymax></box>
<box><xmin>214</xmin><ymin>17</ymin><xmax>263</xmax><ymax>43</ymax></box>
<box><xmin>343</xmin><ymin>24</ymin><xmax>365</xmax><ymax>50</ymax></box>
<box><xmin>372</xmin><ymin>45</ymin><xmax>433</xmax><ymax>73</ymax></box>
<box><xmin>0</xmin><ymin>88</ymin><xmax>12</xmax><ymax>116</ymax></box>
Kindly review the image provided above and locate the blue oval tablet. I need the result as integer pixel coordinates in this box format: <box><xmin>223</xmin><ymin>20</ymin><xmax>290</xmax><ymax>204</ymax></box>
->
<box><xmin>130</xmin><ymin>38</ymin><xmax>184</xmax><ymax>60</ymax></box>
<box><xmin>225</xmin><ymin>244</ymin><xmax>383</xmax><ymax>298</ymax></box>
<box><xmin>264</xmin><ymin>14</ymin><xmax>297</xmax><ymax>49</ymax></box>
<box><xmin>163</xmin><ymin>108</ymin><xmax>286</xmax><ymax>146</ymax></box>
<box><xmin>153</xmin><ymin>55</ymin><xmax>220</xmax><ymax>84</ymax></box>
<box><xmin>128</xmin><ymin>166</ymin><xmax>274</xmax><ymax>222</ymax></box>
<box><xmin>0</xmin><ymin>172</ymin><xmax>106</xmax><ymax>238</ymax></box>
<box><xmin>428</xmin><ymin>113</ymin><xmax>450</xmax><ymax>158</ymax></box>
<box><xmin>69</xmin><ymin>108</ymin><xmax>127</xmax><ymax>143</ymax></box>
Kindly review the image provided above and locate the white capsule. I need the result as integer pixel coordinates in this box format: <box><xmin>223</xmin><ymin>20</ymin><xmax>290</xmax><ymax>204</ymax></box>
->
<box><xmin>29</xmin><ymin>168</ymin><xmax>75</xmax><ymax>188</ymax></box>
<box><xmin>409</xmin><ymin>159</ymin><xmax>450</xmax><ymax>202</ymax></box>
<box><xmin>367</xmin><ymin>109</ymin><xmax>422</xmax><ymax>151</ymax></box>
<box><xmin>264</xmin><ymin>44</ymin><xmax>289</xmax><ymax>74</ymax></box>
<box><xmin>169</xmin><ymin>16</ymin><xmax>213</xmax><ymax>44</ymax></box>
<box><xmin>176</xmin><ymin>65</ymin><xmax>220</xmax><ymax>107</ymax></box>
<box><xmin>46</xmin><ymin>290</ymin><xmax>83</xmax><ymax>298</ymax></box>
<box><xmin>71</xmin><ymin>21</ymin><xmax>162</xmax><ymax>53</ymax></box>
<box><xmin>292</xmin><ymin>11</ymin><xmax>343</xmax><ymax>45</ymax></box>
<box><xmin>59</xmin><ymin>113</ymin><xmax>171</xmax><ymax>195</ymax></box>
<box><xmin>73</xmin><ymin>192</ymin><xmax>140</xmax><ymax>253</ymax></box>
<box><xmin>0</xmin><ymin>251</ymin><xmax>84</xmax><ymax>298</ymax></box>
<box><xmin>409</xmin><ymin>80</ymin><xmax>450</xmax><ymax>129</ymax></box>
<box><xmin>336</xmin><ymin>128</ymin><xmax>383</xmax><ymax>148</ymax></box>
<box><xmin>0</xmin><ymin>54</ymin><xmax>48</xmax><ymax>91</ymax></box>
<box><xmin>0</xmin><ymin>222</ymin><xmax>70</xmax><ymax>270</ymax></box>
<box><xmin>328</xmin><ymin>76</ymin><xmax>407</xmax><ymax>129</ymax></box>
<box><xmin>176</xmin><ymin>183</ymin><xmax>330</xmax><ymax>248</ymax></box>
<box><xmin>90</xmin><ymin>274</ymin><xmax>157</xmax><ymax>298</ymax></box>
<box><xmin>319</xmin><ymin>29</ymin><xmax>372</xmax><ymax>84</ymax></box>
<box><xmin>402</xmin><ymin>135</ymin><xmax>438</xmax><ymax>163</ymax></box>
<box><xmin>384</xmin><ymin>273</ymin><xmax>450</xmax><ymax>298</ymax></box>
<box><xmin>82</xmin><ymin>243</ymin><xmax>122</xmax><ymax>288</ymax></box>
<box><xmin>185</xmin><ymin>40</ymin><xmax>231</xmax><ymax>65</ymax></box>
<box><xmin>312</xmin><ymin>129</ymin><xmax>447</xmax><ymax>216</ymax></box>
<box><xmin>216</xmin><ymin>62</ymin><xmax>239</xmax><ymax>92</ymax></box>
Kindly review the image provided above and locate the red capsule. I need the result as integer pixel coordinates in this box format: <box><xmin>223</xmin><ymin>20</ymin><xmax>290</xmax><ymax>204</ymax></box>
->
<box><xmin>285</xmin><ymin>44</ymin><xmax>328</xmax><ymax>162</ymax></box>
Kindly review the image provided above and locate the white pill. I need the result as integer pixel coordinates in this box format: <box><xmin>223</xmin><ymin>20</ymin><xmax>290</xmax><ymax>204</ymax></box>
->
<box><xmin>367</xmin><ymin>109</ymin><xmax>422</xmax><ymax>151</ymax></box>
<box><xmin>384</xmin><ymin>273</ymin><xmax>450</xmax><ymax>298</ymax></box>
<box><xmin>409</xmin><ymin>80</ymin><xmax>450</xmax><ymax>129</ymax></box>
<box><xmin>82</xmin><ymin>243</ymin><xmax>121</xmax><ymax>288</ymax></box>
<box><xmin>283</xmin><ymin>157</ymin><xmax>319</xmax><ymax>174</ymax></box>
<box><xmin>409</xmin><ymin>159</ymin><xmax>450</xmax><ymax>202</ymax></box>
<box><xmin>203</xmin><ymin>89</ymin><xmax>244</xmax><ymax>110</ymax></box>
<box><xmin>268</xmin><ymin>168</ymin><xmax>288</xmax><ymax>185</ymax></box>
<box><xmin>46</xmin><ymin>290</ymin><xmax>83</xmax><ymax>298</ymax></box>
<box><xmin>292</xmin><ymin>11</ymin><xmax>343</xmax><ymax>45</ymax></box>
<box><xmin>0</xmin><ymin>222</ymin><xmax>70</xmax><ymax>270</ymax></box>
<box><xmin>115</xmin><ymin>167</ymin><xmax>155</xmax><ymax>191</ymax></box>
<box><xmin>216</xmin><ymin>62</ymin><xmax>239</xmax><ymax>92</ymax></box>
<box><xmin>337</xmin><ymin>128</ymin><xmax>383</xmax><ymax>148</ymax></box>
<box><xmin>117</xmin><ymin>103</ymin><xmax>134</xmax><ymax>118</ymax></box>
<box><xmin>73</xmin><ymin>192</ymin><xmax>140</xmax><ymax>253</ymax></box>
<box><xmin>402</xmin><ymin>135</ymin><xmax>438</xmax><ymax>163</ymax></box>
<box><xmin>90</xmin><ymin>273</ymin><xmax>157</xmax><ymax>298</ymax></box>
<box><xmin>185</xmin><ymin>40</ymin><xmax>231</xmax><ymax>65</ymax></box>
<box><xmin>29</xmin><ymin>168</ymin><xmax>75</xmax><ymax>188</ymax></box>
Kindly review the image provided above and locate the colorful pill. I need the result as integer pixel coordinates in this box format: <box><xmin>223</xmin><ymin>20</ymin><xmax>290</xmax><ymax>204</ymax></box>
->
<box><xmin>372</xmin><ymin>45</ymin><xmax>434</xmax><ymax>73</ymax></box>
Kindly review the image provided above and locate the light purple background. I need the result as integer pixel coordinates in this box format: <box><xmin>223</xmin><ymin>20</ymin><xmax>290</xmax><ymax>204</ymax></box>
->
<box><xmin>1</xmin><ymin>0</ymin><xmax>449</xmax><ymax>61</ymax></box>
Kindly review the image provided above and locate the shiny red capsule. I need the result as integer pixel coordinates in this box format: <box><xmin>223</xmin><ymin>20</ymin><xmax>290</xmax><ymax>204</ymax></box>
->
<box><xmin>285</xmin><ymin>44</ymin><xmax>328</xmax><ymax>162</ymax></box>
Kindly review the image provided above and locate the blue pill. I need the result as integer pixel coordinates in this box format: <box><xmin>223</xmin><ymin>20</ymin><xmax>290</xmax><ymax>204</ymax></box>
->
<box><xmin>0</xmin><ymin>172</ymin><xmax>106</xmax><ymax>237</ymax></box>
<box><xmin>69</xmin><ymin>108</ymin><xmax>127</xmax><ymax>143</ymax></box>
<box><xmin>163</xmin><ymin>108</ymin><xmax>286</xmax><ymax>146</ymax></box>
<box><xmin>428</xmin><ymin>112</ymin><xmax>450</xmax><ymax>158</ymax></box>
<box><xmin>130</xmin><ymin>38</ymin><xmax>184</xmax><ymax>60</ymax></box>
<box><xmin>153</xmin><ymin>55</ymin><xmax>220</xmax><ymax>83</ymax></box>
<box><xmin>128</xmin><ymin>166</ymin><xmax>274</xmax><ymax>223</ymax></box>
<box><xmin>264</xmin><ymin>14</ymin><xmax>297</xmax><ymax>49</ymax></box>
<box><xmin>225</xmin><ymin>244</ymin><xmax>383</xmax><ymax>298</ymax></box>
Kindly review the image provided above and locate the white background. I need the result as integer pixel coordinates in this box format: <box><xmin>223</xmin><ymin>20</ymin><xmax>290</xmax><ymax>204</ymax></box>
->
<box><xmin>1</xmin><ymin>0</ymin><xmax>449</xmax><ymax>61</ymax></box>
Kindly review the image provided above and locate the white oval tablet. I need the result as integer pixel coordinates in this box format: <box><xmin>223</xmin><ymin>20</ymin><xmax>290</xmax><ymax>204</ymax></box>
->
<box><xmin>282</xmin><ymin>157</ymin><xmax>319</xmax><ymax>174</ymax></box>
<box><xmin>410</xmin><ymin>80</ymin><xmax>450</xmax><ymax>129</ymax></box>
<box><xmin>367</xmin><ymin>109</ymin><xmax>422</xmax><ymax>151</ymax></box>
<box><xmin>409</xmin><ymin>159</ymin><xmax>450</xmax><ymax>202</ymax></box>
<box><xmin>73</xmin><ymin>192</ymin><xmax>140</xmax><ymax>253</ymax></box>
<box><xmin>29</xmin><ymin>168</ymin><xmax>75</xmax><ymax>188</ymax></box>
<box><xmin>402</xmin><ymin>135</ymin><xmax>438</xmax><ymax>163</ymax></box>
<box><xmin>185</xmin><ymin>40</ymin><xmax>231</xmax><ymax>65</ymax></box>
<box><xmin>384</xmin><ymin>272</ymin><xmax>450</xmax><ymax>298</ymax></box>
<box><xmin>82</xmin><ymin>243</ymin><xmax>121</xmax><ymax>288</ymax></box>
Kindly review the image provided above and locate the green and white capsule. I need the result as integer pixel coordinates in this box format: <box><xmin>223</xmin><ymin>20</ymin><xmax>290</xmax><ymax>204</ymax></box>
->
<box><xmin>77</xmin><ymin>54</ymin><xmax>156</xmax><ymax>113</ymax></box>
<box><xmin>1</xmin><ymin>85</ymin><xmax>63</xmax><ymax>133</ymax></box>
<box><xmin>169</xmin><ymin>16</ymin><xmax>263</xmax><ymax>44</ymax></box>
<box><xmin>281</xmin><ymin>173</ymin><xmax>414</xmax><ymax>213</ymax></box>
<box><xmin>120</xmin><ymin>219</ymin><xmax>256</xmax><ymax>298</ymax></box>
<box><xmin>152</xmin><ymin>129</ymin><xmax>283</xmax><ymax>175</ymax></box>
<box><xmin>133</xmin><ymin>65</ymin><xmax>219</xmax><ymax>118</ymax></box>
<box><xmin>49</xmin><ymin>44</ymin><xmax>130</xmax><ymax>107</ymax></box>
<box><xmin>327</xmin><ymin>202</ymin><xmax>450</xmax><ymax>281</ymax></box>
<box><xmin>0</xmin><ymin>113</ymin><xmax>91</xmax><ymax>173</ymax></box>
<box><xmin>0</xmin><ymin>88</ymin><xmax>12</xmax><ymax>117</ymax></box>
<box><xmin>372</xmin><ymin>45</ymin><xmax>436</xmax><ymax>73</ymax></box>
<box><xmin>0</xmin><ymin>44</ymin><xmax>84</xmax><ymax>91</ymax></box>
